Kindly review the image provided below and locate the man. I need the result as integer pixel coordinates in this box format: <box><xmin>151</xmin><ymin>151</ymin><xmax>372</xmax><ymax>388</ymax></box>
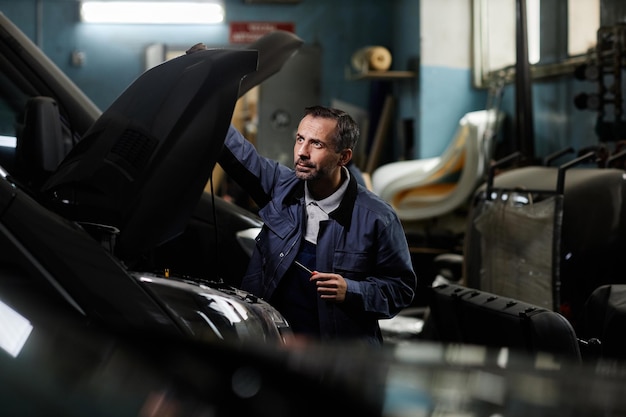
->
<box><xmin>219</xmin><ymin>106</ymin><xmax>416</xmax><ymax>345</ymax></box>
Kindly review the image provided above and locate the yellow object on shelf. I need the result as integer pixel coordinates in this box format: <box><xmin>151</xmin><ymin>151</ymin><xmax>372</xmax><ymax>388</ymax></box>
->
<box><xmin>351</xmin><ymin>46</ymin><xmax>393</xmax><ymax>72</ymax></box>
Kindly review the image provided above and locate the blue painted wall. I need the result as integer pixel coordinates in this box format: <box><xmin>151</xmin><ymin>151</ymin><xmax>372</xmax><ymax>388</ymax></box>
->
<box><xmin>0</xmin><ymin>0</ymin><xmax>395</xmax><ymax>112</ymax></box>
<box><xmin>415</xmin><ymin>1</ymin><xmax>488</xmax><ymax>161</ymax></box>
<box><xmin>419</xmin><ymin>66</ymin><xmax>487</xmax><ymax>158</ymax></box>
<box><xmin>0</xmin><ymin>0</ymin><xmax>611</xmax><ymax>165</ymax></box>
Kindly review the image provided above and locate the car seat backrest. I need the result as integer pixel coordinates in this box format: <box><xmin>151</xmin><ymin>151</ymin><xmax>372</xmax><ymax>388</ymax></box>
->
<box><xmin>428</xmin><ymin>283</ymin><xmax>582</xmax><ymax>362</ymax></box>
<box><xmin>370</xmin><ymin>109</ymin><xmax>505</xmax><ymax>221</ymax></box>
<box><xmin>583</xmin><ymin>284</ymin><xmax>626</xmax><ymax>360</ymax></box>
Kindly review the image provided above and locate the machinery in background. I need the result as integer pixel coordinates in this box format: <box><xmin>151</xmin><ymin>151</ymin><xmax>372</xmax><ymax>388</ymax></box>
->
<box><xmin>574</xmin><ymin>23</ymin><xmax>626</xmax><ymax>145</ymax></box>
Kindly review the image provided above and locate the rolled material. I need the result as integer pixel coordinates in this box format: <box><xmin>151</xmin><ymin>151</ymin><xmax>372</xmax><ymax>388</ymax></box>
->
<box><xmin>351</xmin><ymin>46</ymin><xmax>392</xmax><ymax>72</ymax></box>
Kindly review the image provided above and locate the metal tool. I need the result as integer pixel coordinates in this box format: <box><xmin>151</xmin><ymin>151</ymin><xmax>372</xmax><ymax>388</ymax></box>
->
<box><xmin>294</xmin><ymin>260</ymin><xmax>316</xmax><ymax>275</ymax></box>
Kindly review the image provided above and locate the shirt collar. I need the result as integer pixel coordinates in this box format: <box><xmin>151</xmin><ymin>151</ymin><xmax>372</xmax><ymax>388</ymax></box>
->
<box><xmin>304</xmin><ymin>167</ymin><xmax>350</xmax><ymax>213</ymax></box>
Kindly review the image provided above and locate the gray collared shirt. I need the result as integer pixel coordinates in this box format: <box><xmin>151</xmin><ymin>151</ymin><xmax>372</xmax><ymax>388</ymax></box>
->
<box><xmin>304</xmin><ymin>167</ymin><xmax>350</xmax><ymax>243</ymax></box>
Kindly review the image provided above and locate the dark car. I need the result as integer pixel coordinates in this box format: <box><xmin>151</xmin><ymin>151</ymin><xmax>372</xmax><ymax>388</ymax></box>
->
<box><xmin>0</xmin><ymin>12</ymin><xmax>298</xmax><ymax>346</ymax></box>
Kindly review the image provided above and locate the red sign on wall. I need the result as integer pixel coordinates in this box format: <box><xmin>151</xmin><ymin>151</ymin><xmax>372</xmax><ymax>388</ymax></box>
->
<box><xmin>229</xmin><ymin>21</ymin><xmax>296</xmax><ymax>44</ymax></box>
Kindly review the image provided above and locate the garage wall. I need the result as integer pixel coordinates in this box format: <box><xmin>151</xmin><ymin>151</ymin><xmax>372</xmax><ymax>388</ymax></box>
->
<box><xmin>418</xmin><ymin>0</ymin><xmax>487</xmax><ymax>159</ymax></box>
<box><xmin>0</xmin><ymin>0</ymin><xmax>616</xmax><ymax>169</ymax></box>
<box><xmin>0</xmin><ymin>0</ymin><xmax>396</xmax><ymax>114</ymax></box>
<box><xmin>0</xmin><ymin>0</ymin><xmax>484</xmax><ymax>166</ymax></box>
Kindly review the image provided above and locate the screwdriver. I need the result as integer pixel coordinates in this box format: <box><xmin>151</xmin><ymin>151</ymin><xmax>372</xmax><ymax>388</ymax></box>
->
<box><xmin>294</xmin><ymin>260</ymin><xmax>317</xmax><ymax>275</ymax></box>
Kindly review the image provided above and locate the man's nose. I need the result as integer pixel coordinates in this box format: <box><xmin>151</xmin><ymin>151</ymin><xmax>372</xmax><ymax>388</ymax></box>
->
<box><xmin>296</xmin><ymin>143</ymin><xmax>309</xmax><ymax>158</ymax></box>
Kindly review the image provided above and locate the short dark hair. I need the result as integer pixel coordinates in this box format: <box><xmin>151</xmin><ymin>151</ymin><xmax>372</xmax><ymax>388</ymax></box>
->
<box><xmin>303</xmin><ymin>106</ymin><xmax>359</xmax><ymax>152</ymax></box>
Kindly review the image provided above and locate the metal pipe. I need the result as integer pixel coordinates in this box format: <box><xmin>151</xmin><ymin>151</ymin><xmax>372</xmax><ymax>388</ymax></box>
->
<box><xmin>515</xmin><ymin>0</ymin><xmax>535</xmax><ymax>160</ymax></box>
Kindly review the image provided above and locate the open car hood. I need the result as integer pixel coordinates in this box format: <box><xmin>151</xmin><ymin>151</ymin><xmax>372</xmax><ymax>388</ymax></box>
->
<box><xmin>42</xmin><ymin>32</ymin><xmax>303</xmax><ymax>261</ymax></box>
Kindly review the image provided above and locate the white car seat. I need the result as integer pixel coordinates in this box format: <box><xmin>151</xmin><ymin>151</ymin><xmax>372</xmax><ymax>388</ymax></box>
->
<box><xmin>371</xmin><ymin>109</ymin><xmax>504</xmax><ymax>221</ymax></box>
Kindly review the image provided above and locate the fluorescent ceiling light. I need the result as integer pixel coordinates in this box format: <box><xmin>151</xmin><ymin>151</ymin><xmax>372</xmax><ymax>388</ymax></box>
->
<box><xmin>80</xmin><ymin>1</ymin><xmax>225</xmax><ymax>24</ymax></box>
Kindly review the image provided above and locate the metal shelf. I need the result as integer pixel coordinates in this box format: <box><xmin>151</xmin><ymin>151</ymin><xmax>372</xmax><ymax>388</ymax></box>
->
<box><xmin>346</xmin><ymin>70</ymin><xmax>416</xmax><ymax>81</ymax></box>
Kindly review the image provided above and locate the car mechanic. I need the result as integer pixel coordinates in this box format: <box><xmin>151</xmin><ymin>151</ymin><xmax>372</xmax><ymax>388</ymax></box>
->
<box><xmin>218</xmin><ymin>104</ymin><xmax>416</xmax><ymax>346</ymax></box>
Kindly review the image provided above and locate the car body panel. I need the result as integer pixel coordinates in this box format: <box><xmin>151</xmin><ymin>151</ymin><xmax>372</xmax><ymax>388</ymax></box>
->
<box><xmin>42</xmin><ymin>48</ymin><xmax>259</xmax><ymax>261</ymax></box>
<box><xmin>139</xmin><ymin>274</ymin><xmax>289</xmax><ymax>343</ymax></box>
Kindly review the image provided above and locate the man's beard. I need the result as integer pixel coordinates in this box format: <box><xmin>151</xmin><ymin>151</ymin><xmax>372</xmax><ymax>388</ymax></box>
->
<box><xmin>294</xmin><ymin>160</ymin><xmax>319</xmax><ymax>181</ymax></box>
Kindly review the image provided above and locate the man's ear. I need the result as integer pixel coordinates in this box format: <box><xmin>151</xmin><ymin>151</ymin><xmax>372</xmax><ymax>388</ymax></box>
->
<box><xmin>339</xmin><ymin>149</ymin><xmax>353</xmax><ymax>166</ymax></box>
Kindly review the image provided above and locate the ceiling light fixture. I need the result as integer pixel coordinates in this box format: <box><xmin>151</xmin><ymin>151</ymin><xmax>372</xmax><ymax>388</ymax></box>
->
<box><xmin>80</xmin><ymin>1</ymin><xmax>225</xmax><ymax>24</ymax></box>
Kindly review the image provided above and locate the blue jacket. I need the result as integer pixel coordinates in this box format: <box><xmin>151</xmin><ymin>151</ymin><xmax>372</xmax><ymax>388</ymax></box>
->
<box><xmin>219</xmin><ymin>126</ymin><xmax>416</xmax><ymax>344</ymax></box>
